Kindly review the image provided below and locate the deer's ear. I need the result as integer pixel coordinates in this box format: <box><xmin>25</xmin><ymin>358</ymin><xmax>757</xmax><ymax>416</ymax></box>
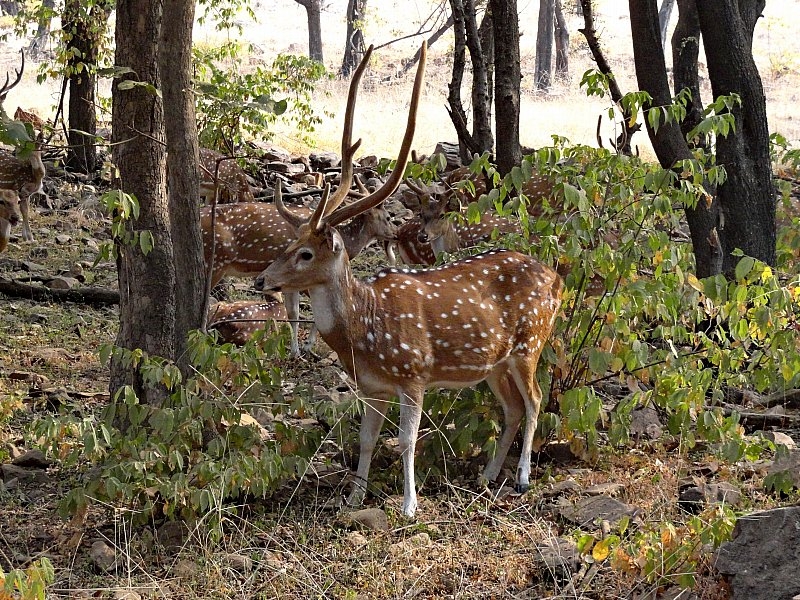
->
<box><xmin>326</xmin><ymin>227</ymin><xmax>344</xmax><ymax>254</ymax></box>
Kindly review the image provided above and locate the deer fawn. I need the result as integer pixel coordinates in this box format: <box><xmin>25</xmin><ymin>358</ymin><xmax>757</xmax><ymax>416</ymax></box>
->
<box><xmin>0</xmin><ymin>189</ymin><xmax>22</xmax><ymax>253</ymax></box>
<box><xmin>199</xmin><ymin>148</ymin><xmax>255</xmax><ymax>203</ymax></box>
<box><xmin>207</xmin><ymin>296</ymin><xmax>287</xmax><ymax>346</ymax></box>
<box><xmin>202</xmin><ymin>195</ymin><xmax>397</xmax><ymax>355</ymax></box>
<box><xmin>254</xmin><ymin>42</ymin><xmax>563</xmax><ymax>518</ymax></box>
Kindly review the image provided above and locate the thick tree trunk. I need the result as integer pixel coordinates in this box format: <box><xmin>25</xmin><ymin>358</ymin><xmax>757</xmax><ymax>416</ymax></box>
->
<box><xmin>696</xmin><ymin>0</ymin><xmax>775</xmax><ymax>272</ymax></box>
<box><xmin>341</xmin><ymin>0</ymin><xmax>367</xmax><ymax>76</ymax></box>
<box><xmin>111</xmin><ymin>0</ymin><xmax>173</xmax><ymax>406</ymax></box>
<box><xmin>629</xmin><ymin>0</ymin><xmax>721</xmax><ymax>277</ymax></box>
<box><xmin>554</xmin><ymin>0</ymin><xmax>569</xmax><ymax>77</ymax></box>
<box><xmin>491</xmin><ymin>0</ymin><xmax>521</xmax><ymax>174</ymax></box>
<box><xmin>294</xmin><ymin>0</ymin><xmax>324</xmax><ymax>63</ymax></box>
<box><xmin>159</xmin><ymin>0</ymin><xmax>205</xmax><ymax>372</ymax></box>
<box><xmin>534</xmin><ymin>0</ymin><xmax>554</xmax><ymax>89</ymax></box>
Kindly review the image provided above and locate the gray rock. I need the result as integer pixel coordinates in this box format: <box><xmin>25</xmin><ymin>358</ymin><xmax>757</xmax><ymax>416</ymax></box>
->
<box><xmin>342</xmin><ymin>507</ymin><xmax>389</xmax><ymax>532</ymax></box>
<box><xmin>767</xmin><ymin>448</ymin><xmax>800</xmax><ymax>489</ymax></box>
<box><xmin>534</xmin><ymin>537</ymin><xmax>580</xmax><ymax>579</ymax></box>
<box><xmin>557</xmin><ymin>495</ymin><xmax>640</xmax><ymax>528</ymax></box>
<box><xmin>46</xmin><ymin>276</ymin><xmax>80</xmax><ymax>290</ymax></box>
<box><xmin>585</xmin><ymin>482</ymin><xmax>625</xmax><ymax>497</ymax></box>
<box><xmin>715</xmin><ymin>506</ymin><xmax>800</xmax><ymax>600</ymax></box>
<box><xmin>157</xmin><ymin>520</ymin><xmax>189</xmax><ymax>551</ymax></box>
<box><xmin>629</xmin><ymin>406</ymin><xmax>664</xmax><ymax>440</ymax></box>
<box><xmin>542</xmin><ymin>479</ymin><xmax>581</xmax><ymax>498</ymax></box>
<box><xmin>12</xmin><ymin>449</ymin><xmax>51</xmax><ymax>468</ymax></box>
<box><xmin>759</xmin><ymin>430</ymin><xmax>796</xmax><ymax>450</ymax></box>
<box><xmin>90</xmin><ymin>540</ymin><xmax>117</xmax><ymax>572</ymax></box>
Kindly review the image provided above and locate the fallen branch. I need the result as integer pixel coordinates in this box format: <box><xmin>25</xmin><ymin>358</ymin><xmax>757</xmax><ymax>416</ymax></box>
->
<box><xmin>0</xmin><ymin>277</ymin><xmax>119</xmax><ymax>306</ymax></box>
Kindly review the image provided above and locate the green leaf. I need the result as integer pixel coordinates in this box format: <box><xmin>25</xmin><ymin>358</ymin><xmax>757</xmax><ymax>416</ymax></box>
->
<box><xmin>139</xmin><ymin>230</ymin><xmax>154</xmax><ymax>255</ymax></box>
<box><xmin>734</xmin><ymin>256</ymin><xmax>755</xmax><ymax>281</ymax></box>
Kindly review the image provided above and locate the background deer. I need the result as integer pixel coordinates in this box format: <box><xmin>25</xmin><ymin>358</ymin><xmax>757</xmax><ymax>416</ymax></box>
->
<box><xmin>0</xmin><ymin>189</ymin><xmax>22</xmax><ymax>253</ymax></box>
<box><xmin>207</xmin><ymin>296</ymin><xmax>287</xmax><ymax>346</ymax></box>
<box><xmin>199</xmin><ymin>148</ymin><xmax>255</xmax><ymax>203</ymax></box>
<box><xmin>202</xmin><ymin>196</ymin><xmax>397</xmax><ymax>355</ymax></box>
<box><xmin>254</xmin><ymin>42</ymin><xmax>563</xmax><ymax>518</ymax></box>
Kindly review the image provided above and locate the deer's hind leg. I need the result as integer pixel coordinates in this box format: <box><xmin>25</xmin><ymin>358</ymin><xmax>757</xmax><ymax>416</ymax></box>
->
<box><xmin>481</xmin><ymin>368</ymin><xmax>525</xmax><ymax>486</ymax></box>
<box><xmin>19</xmin><ymin>195</ymin><xmax>33</xmax><ymax>242</ymax></box>
<box><xmin>508</xmin><ymin>355</ymin><xmax>543</xmax><ymax>492</ymax></box>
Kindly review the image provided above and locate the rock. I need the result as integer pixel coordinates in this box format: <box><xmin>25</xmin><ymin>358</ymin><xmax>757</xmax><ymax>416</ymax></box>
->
<box><xmin>766</xmin><ymin>448</ymin><xmax>800</xmax><ymax>489</ymax></box>
<box><xmin>11</xmin><ymin>449</ymin><xmax>51</xmax><ymax>468</ymax></box>
<box><xmin>346</xmin><ymin>531</ymin><xmax>369</xmax><ymax>548</ymax></box>
<box><xmin>585</xmin><ymin>482</ymin><xmax>625</xmax><ymax>497</ymax></box>
<box><xmin>8</xmin><ymin>371</ymin><xmax>50</xmax><ymax>387</ymax></box>
<box><xmin>557</xmin><ymin>495</ymin><xmax>640</xmax><ymax>528</ymax></box>
<box><xmin>715</xmin><ymin>506</ymin><xmax>800</xmax><ymax>600</ymax></box>
<box><xmin>388</xmin><ymin>532</ymin><xmax>431</xmax><ymax>556</ymax></box>
<box><xmin>679</xmin><ymin>480</ymin><xmax>742</xmax><ymax>513</ymax></box>
<box><xmin>1</xmin><ymin>463</ymin><xmax>48</xmax><ymax>483</ymax></box>
<box><xmin>309</xmin><ymin>151</ymin><xmax>340</xmax><ymax>170</ymax></box>
<box><xmin>758</xmin><ymin>430</ymin><xmax>796</xmax><ymax>450</ymax></box>
<box><xmin>157</xmin><ymin>520</ymin><xmax>189</xmax><ymax>551</ymax></box>
<box><xmin>629</xmin><ymin>406</ymin><xmax>663</xmax><ymax>440</ymax></box>
<box><xmin>534</xmin><ymin>537</ymin><xmax>580</xmax><ymax>579</ymax></box>
<box><xmin>55</xmin><ymin>234</ymin><xmax>72</xmax><ymax>244</ymax></box>
<box><xmin>342</xmin><ymin>507</ymin><xmax>389</xmax><ymax>532</ymax></box>
<box><xmin>82</xmin><ymin>238</ymin><xmax>100</xmax><ymax>251</ymax></box>
<box><xmin>542</xmin><ymin>479</ymin><xmax>581</xmax><ymax>498</ymax></box>
<box><xmin>90</xmin><ymin>540</ymin><xmax>117</xmax><ymax>572</ymax></box>
<box><xmin>225</xmin><ymin>553</ymin><xmax>253</xmax><ymax>572</ymax></box>
<box><xmin>113</xmin><ymin>590</ymin><xmax>141</xmax><ymax>600</ymax></box>
<box><xmin>46</xmin><ymin>276</ymin><xmax>80</xmax><ymax>290</ymax></box>
<box><xmin>173</xmin><ymin>558</ymin><xmax>200</xmax><ymax>579</ymax></box>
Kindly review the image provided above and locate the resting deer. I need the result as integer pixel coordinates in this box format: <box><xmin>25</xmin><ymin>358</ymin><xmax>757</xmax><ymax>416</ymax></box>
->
<box><xmin>0</xmin><ymin>189</ymin><xmax>22</xmax><ymax>253</ymax></box>
<box><xmin>254</xmin><ymin>42</ymin><xmax>563</xmax><ymax>518</ymax></box>
<box><xmin>202</xmin><ymin>193</ymin><xmax>397</xmax><ymax>355</ymax></box>
<box><xmin>199</xmin><ymin>148</ymin><xmax>255</xmax><ymax>203</ymax></box>
<box><xmin>207</xmin><ymin>296</ymin><xmax>287</xmax><ymax>346</ymax></box>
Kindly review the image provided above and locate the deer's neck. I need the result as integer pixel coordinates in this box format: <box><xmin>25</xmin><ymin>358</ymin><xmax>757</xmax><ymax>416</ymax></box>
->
<box><xmin>338</xmin><ymin>215</ymin><xmax>371</xmax><ymax>258</ymax></box>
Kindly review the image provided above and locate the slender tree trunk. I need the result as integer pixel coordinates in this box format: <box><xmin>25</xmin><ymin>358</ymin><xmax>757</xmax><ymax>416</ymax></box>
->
<box><xmin>27</xmin><ymin>0</ymin><xmax>55</xmax><ymax>59</ymax></box>
<box><xmin>478</xmin><ymin>9</ymin><xmax>494</xmax><ymax>107</ymax></box>
<box><xmin>534</xmin><ymin>0</ymin><xmax>555</xmax><ymax>89</ymax></box>
<box><xmin>341</xmin><ymin>0</ymin><xmax>367</xmax><ymax>76</ymax></box>
<box><xmin>658</xmin><ymin>0</ymin><xmax>676</xmax><ymax>48</ymax></box>
<box><xmin>294</xmin><ymin>0</ymin><xmax>324</xmax><ymax>63</ymax></box>
<box><xmin>160</xmin><ymin>0</ymin><xmax>205</xmax><ymax>371</ymax></box>
<box><xmin>465</xmin><ymin>0</ymin><xmax>493</xmax><ymax>154</ymax></box>
<box><xmin>554</xmin><ymin>0</ymin><xmax>569</xmax><ymax>77</ymax></box>
<box><xmin>671</xmin><ymin>0</ymin><xmax>704</xmax><ymax>141</ymax></box>
<box><xmin>491</xmin><ymin>0</ymin><xmax>521</xmax><ymax>174</ymax></box>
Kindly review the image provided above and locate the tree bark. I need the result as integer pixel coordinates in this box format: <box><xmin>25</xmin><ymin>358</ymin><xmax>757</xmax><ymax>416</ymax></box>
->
<box><xmin>466</xmin><ymin>1</ymin><xmax>493</xmax><ymax>155</ymax></box>
<box><xmin>534</xmin><ymin>0</ymin><xmax>555</xmax><ymax>89</ymax></box>
<box><xmin>27</xmin><ymin>0</ymin><xmax>55</xmax><ymax>59</ymax></box>
<box><xmin>554</xmin><ymin>0</ymin><xmax>569</xmax><ymax>77</ymax></box>
<box><xmin>671</xmin><ymin>0</ymin><xmax>704</xmax><ymax>141</ymax></box>
<box><xmin>491</xmin><ymin>0</ymin><xmax>521</xmax><ymax>174</ymax></box>
<box><xmin>63</xmin><ymin>0</ymin><xmax>110</xmax><ymax>174</ymax></box>
<box><xmin>294</xmin><ymin>0</ymin><xmax>324</xmax><ymax>63</ymax></box>
<box><xmin>695</xmin><ymin>0</ymin><xmax>775</xmax><ymax>272</ymax></box>
<box><xmin>111</xmin><ymin>0</ymin><xmax>173</xmax><ymax>406</ymax></box>
<box><xmin>341</xmin><ymin>0</ymin><xmax>367</xmax><ymax>76</ymax></box>
<box><xmin>159</xmin><ymin>0</ymin><xmax>205</xmax><ymax>373</ymax></box>
<box><xmin>658</xmin><ymin>0</ymin><xmax>676</xmax><ymax>48</ymax></box>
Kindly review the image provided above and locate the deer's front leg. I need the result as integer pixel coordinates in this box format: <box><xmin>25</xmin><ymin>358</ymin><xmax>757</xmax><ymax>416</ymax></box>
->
<box><xmin>19</xmin><ymin>197</ymin><xmax>34</xmax><ymax>242</ymax></box>
<box><xmin>284</xmin><ymin>291</ymin><xmax>301</xmax><ymax>356</ymax></box>
<box><xmin>347</xmin><ymin>397</ymin><xmax>390</xmax><ymax>508</ymax></box>
<box><xmin>397</xmin><ymin>388</ymin><xmax>424</xmax><ymax>517</ymax></box>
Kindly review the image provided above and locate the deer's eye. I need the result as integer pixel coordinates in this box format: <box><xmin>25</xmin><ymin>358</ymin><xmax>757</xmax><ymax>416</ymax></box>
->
<box><xmin>299</xmin><ymin>250</ymin><xmax>313</xmax><ymax>261</ymax></box>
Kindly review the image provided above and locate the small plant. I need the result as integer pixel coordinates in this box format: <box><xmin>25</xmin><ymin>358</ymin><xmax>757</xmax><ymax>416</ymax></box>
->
<box><xmin>0</xmin><ymin>558</ymin><xmax>54</xmax><ymax>600</ymax></box>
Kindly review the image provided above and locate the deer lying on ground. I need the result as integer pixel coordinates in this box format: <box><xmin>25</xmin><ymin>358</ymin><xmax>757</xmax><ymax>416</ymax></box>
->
<box><xmin>199</xmin><ymin>148</ymin><xmax>256</xmax><ymax>203</ymax></box>
<box><xmin>201</xmin><ymin>192</ymin><xmax>397</xmax><ymax>355</ymax></box>
<box><xmin>207</xmin><ymin>295</ymin><xmax>287</xmax><ymax>346</ymax></box>
<box><xmin>254</xmin><ymin>42</ymin><xmax>563</xmax><ymax>518</ymax></box>
<box><xmin>0</xmin><ymin>189</ymin><xmax>22</xmax><ymax>253</ymax></box>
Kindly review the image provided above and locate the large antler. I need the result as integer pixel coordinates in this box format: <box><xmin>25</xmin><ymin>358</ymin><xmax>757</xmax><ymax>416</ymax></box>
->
<box><xmin>321</xmin><ymin>42</ymin><xmax>427</xmax><ymax>229</ymax></box>
<box><xmin>0</xmin><ymin>50</ymin><xmax>24</xmax><ymax>105</ymax></box>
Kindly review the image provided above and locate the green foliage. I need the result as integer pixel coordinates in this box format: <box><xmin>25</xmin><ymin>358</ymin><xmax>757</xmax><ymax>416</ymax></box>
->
<box><xmin>32</xmin><ymin>327</ymin><xmax>358</xmax><ymax>531</ymax></box>
<box><xmin>95</xmin><ymin>189</ymin><xmax>154</xmax><ymax>260</ymax></box>
<box><xmin>0</xmin><ymin>558</ymin><xmax>55</xmax><ymax>600</ymax></box>
<box><xmin>194</xmin><ymin>48</ymin><xmax>330</xmax><ymax>151</ymax></box>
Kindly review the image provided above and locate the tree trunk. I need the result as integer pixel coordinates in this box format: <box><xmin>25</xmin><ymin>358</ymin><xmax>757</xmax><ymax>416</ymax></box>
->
<box><xmin>695</xmin><ymin>0</ymin><xmax>775</xmax><ymax>273</ymax></box>
<box><xmin>491</xmin><ymin>0</ymin><xmax>521</xmax><ymax>174</ymax></box>
<box><xmin>27</xmin><ymin>0</ymin><xmax>55</xmax><ymax>59</ymax></box>
<box><xmin>478</xmin><ymin>9</ymin><xmax>494</xmax><ymax>107</ymax></box>
<box><xmin>159</xmin><ymin>0</ymin><xmax>205</xmax><ymax>373</ymax></box>
<box><xmin>554</xmin><ymin>0</ymin><xmax>569</xmax><ymax>77</ymax></box>
<box><xmin>294</xmin><ymin>0</ymin><xmax>324</xmax><ymax>63</ymax></box>
<box><xmin>111</xmin><ymin>0</ymin><xmax>173</xmax><ymax>407</ymax></box>
<box><xmin>466</xmin><ymin>1</ymin><xmax>493</xmax><ymax>155</ymax></box>
<box><xmin>671</xmin><ymin>0</ymin><xmax>704</xmax><ymax>142</ymax></box>
<box><xmin>629</xmin><ymin>0</ymin><xmax>721</xmax><ymax>277</ymax></box>
<box><xmin>658</xmin><ymin>0</ymin><xmax>676</xmax><ymax>48</ymax></box>
<box><xmin>341</xmin><ymin>0</ymin><xmax>367</xmax><ymax>76</ymax></box>
<box><xmin>63</xmin><ymin>0</ymin><xmax>110</xmax><ymax>174</ymax></box>
<box><xmin>0</xmin><ymin>1</ymin><xmax>18</xmax><ymax>16</ymax></box>
<box><xmin>534</xmin><ymin>0</ymin><xmax>555</xmax><ymax>89</ymax></box>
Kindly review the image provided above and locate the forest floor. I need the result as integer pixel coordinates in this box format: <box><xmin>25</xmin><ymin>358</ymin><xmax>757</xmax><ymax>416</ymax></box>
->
<box><xmin>1</xmin><ymin>1</ymin><xmax>800</xmax><ymax>598</ymax></box>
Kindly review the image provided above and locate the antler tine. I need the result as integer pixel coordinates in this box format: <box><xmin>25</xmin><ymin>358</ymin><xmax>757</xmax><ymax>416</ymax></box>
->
<box><xmin>325</xmin><ymin>41</ymin><xmax>427</xmax><ymax>228</ymax></box>
<box><xmin>317</xmin><ymin>46</ymin><xmax>374</xmax><ymax>222</ymax></box>
<box><xmin>405</xmin><ymin>177</ymin><xmax>427</xmax><ymax>196</ymax></box>
<box><xmin>308</xmin><ymin>183</ymin><xmax>332</xmax><ymax>232</ymax></box>
<box><xmin>353</xmin><ymin>174</ymin><xmax>369</xmax><ymax>196</ymax></box>
<box><xmin>274</xmin><ymin>180</ymin><xmax>309</xmax><ymax>229</ymax></box>
<box><xmin>0</xmin><ymin>50</ymin><xmax>24</xmax><ymax>101</ymax></box>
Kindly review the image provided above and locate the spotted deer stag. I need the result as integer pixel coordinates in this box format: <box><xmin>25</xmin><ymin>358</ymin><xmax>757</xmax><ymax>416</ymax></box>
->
<box><xmin>0</xmin><ymin>55</ymin><xmax>46</xmax><ymax>243</ymax></box>
<box><xmin>199</xmin><ymin>148</ymin><xmax>255</xmax><ymax>203</ymax></box>
<box><xmin>254</xmin><ymin>42</ymin><xmax>563</xmax><ymax>518</ymax></box>
<box><xmin>0</xmin><ymin>189</ymin><xmax>22</xmax><ymax>253</ymax></box>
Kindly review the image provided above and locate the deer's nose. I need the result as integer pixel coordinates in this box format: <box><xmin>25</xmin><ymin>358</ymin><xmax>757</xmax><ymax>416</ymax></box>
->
<box><xmin>417</xmin><ymin>231</ymin><xmax>429</xmax><ymax>243</ymax></box>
